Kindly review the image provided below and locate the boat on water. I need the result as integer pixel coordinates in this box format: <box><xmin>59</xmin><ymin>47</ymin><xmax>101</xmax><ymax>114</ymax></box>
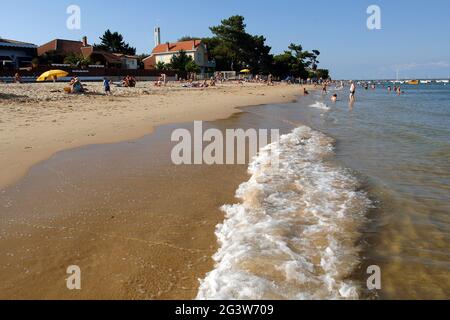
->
<box><xmin>406</xmin><ymin>80</ymin><xmax>419</xmax><ymax>85</ymax></box>
<box><xmin>420</xmin><ymin>80</ymin><xmax>432</xmax><ymax>84</ymax></box>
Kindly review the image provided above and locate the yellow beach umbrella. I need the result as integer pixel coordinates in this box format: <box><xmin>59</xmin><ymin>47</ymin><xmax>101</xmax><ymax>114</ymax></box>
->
<box><xmin>240</xmin><ymin>69</ymin><xmax>251</xmax><ymax>73</ymax></box>
<box><xmin>36</xmin><ymin>70</ymin><xmax>69</xmax><ymax>82</ymax></box>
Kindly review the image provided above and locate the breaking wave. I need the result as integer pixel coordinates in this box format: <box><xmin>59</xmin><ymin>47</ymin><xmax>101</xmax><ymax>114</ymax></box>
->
<box><xmin>197</xmin><ymin>126</ymin><xmax>370</xmax><ymax>300</ymax></box>
<box><xmin>309</xmin><ymin>101</ymin><xmax>330</xmax><ymax>110</ymax></box>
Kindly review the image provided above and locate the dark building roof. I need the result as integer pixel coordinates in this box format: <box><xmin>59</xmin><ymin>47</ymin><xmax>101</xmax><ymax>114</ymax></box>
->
<box><xmin>0</xmin><ymin>38</ymin><xmax>37</xmax><ymax>49</ymax></box>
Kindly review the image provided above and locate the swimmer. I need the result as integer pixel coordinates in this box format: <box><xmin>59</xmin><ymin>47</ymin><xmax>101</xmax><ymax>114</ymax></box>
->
<box><xmin>331</xmin><ymin>94</ymin><xmax>338</xmax><ymax>102</ymax></box>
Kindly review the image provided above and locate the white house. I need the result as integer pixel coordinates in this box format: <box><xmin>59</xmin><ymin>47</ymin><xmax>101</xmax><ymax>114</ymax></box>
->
<box><xmin>113</xmin><ymin>53</ymin><xmax>139</xmax><ymax>69</ymax></box>
<box><xmin>143</xmin><ymin>28</ymin><xmax>215</xmax><ymax>73</ymax></box>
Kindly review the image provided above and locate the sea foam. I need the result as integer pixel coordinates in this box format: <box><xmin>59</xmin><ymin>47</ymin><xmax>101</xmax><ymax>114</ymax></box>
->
<box><xmin>309</xmin><ymin>101</ymin><xmax>330</xmax><ymax>110</ymax></box>
<box><xmin>197</xmin><ymin>126</ymin><xmax>370</xmax><ymax>300</ymax></box>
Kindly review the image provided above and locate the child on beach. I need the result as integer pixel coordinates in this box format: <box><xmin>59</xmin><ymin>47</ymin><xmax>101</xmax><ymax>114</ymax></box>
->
<box><xmin>103</xmin><ymin>78</ymin><xmax>111</xmax><ymax>95</ymax></box>
<box><xmin>14</xmin><ymin>73</ymin><xmax>22</xmax><ymax>83</ymax></box>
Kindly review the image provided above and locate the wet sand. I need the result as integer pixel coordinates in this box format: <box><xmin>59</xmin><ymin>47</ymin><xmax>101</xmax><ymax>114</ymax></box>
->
<box><xmin>0</xmin><ymin>113</ymin><xmax>286</xmax><ymax>299</ymax></box>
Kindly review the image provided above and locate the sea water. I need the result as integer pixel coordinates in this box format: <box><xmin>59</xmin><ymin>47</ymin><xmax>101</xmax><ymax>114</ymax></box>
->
<box><xmin>198</xmin><ymin>84</ymin><xmax>450</xmax><ymax>300</ymax></box>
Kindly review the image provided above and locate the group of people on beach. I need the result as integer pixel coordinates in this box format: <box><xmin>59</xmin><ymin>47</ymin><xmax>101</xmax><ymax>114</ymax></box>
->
<box><xmin>122</xmin><ymin>75</ymin><xmax>137</xmax><ymax>88</ymax></box>
<box><xmin>65</xmin><ymin>77</ymin><xmax>85</xmax><ymax>94</ymax></box>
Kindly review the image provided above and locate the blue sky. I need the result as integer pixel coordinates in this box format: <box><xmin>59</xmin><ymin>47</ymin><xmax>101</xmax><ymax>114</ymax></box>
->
<box><xmin>1</xmin><ymin>0</ymin><xmax>449</xmax><ymax>79</ymax></box>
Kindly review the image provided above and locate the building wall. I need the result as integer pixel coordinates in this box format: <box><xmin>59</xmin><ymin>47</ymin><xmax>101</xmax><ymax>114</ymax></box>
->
<box><xmin>0</xmin><ymin>47</ymin><xmax>37</xmax><ymax>68</ymax></box>
<box><xmin>155</xmin><ymin>51</ymin><xmax>196</xmax><ymax>65</ymax></box>
<box><xmin>122</xmin><ymin>58</ymin><xmax>138</xmax><ymax>69</ymax></box>
<box><xmin>194</xmin><ymin>45</ymin><xmax>208</xmax><ymax>66</ymax></box>
<box><xmin>37</xmin><ymin>41</ymin><xmax>57</xmax><ymax>56</ymax></box>
<box><xmin>144</xmin><ymin>43</ymin><xmax>214</xmax><ymax>70</ymax></box>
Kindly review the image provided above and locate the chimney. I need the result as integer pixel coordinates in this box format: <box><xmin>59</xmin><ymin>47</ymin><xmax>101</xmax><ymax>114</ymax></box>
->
<box><xmin>154</xmin><ymin>27</ymin><xmax>161</xmax><ymax>47</ymax></box>
<box><xmin>166</xmin><ymin>42</ymin><xmax>170</xmax><ymax>52</ymax></box>
<box><xmin>82</xmin><ymin>36</ymin><xmax>88</xmax><ymax>47</ymax></box>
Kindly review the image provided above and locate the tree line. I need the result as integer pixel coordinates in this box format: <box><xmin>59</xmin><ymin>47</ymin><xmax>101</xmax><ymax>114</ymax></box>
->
<box><xmin>162</xmin><ymin>15</ymin><xmax>329</xmax><ymax>79</ymax></box>
<box><xmin>35</xmin><ymin>15</ymin><xmax>329</xmax><ymax>79</ymax></box>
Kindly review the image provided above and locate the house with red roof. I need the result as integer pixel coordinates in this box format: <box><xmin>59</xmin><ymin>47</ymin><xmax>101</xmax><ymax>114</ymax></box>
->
<box><xmin>143</xmin><ymin>32</ymin><xmax>215</xmax><ymax>73</ymax></box>
<box><xmin>38</xmin><ymin>37</ymin><xmax>137</xmax><ymax>69</ymax></box>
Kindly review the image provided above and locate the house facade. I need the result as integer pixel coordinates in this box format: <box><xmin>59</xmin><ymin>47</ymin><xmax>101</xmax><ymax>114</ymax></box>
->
<box><xmin>0</xmin><ymin>38</ymin><xmax>37</xmax><ymax>69</ymax></box>
<box><xmin>37</xmin><ymin>38</ymin><xmax>87</xmax><ymax>56</ymax></box>
<box><xmin>113</xmin><ymin>53</ymin><xmax>139</xmax><ymax>69</ymax></box>
<box><xmin>143</xmin><ymin>39</ymin><xmax>215</xmax><ymax>73</ymax></box>
<box><xmin>38</xmin><ymin>37</ymin><xmax>137</xmax><ymax>69</ymax></box>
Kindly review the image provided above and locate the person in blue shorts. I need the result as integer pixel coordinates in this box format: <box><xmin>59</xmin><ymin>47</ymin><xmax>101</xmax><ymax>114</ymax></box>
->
<box><xmin>103</xmin><ymin>77</ymin><xmax>111</xmax><ymax>95</ymax></box>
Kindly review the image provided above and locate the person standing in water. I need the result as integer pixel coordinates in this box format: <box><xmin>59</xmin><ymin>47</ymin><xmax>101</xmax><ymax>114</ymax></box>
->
<box><xmin>322</xmin><ymin>82</ymin><xmax>328</xmax><ymax>94</ymax></box>
<box><xmin>349</xmin><ymin>81</ymin><xmax>356</xmax><ymax>101</ymax></box>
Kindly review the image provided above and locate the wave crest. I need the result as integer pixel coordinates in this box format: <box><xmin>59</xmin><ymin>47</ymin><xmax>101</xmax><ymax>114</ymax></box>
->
<box><xmin>197</xmin><ymin>126</ymin><xmax>370</xmax><ymax>300</ymax></box>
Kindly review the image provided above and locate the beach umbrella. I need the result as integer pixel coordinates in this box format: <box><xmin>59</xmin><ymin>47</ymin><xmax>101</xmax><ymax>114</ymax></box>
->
<box><xmin>240</xmin><ymin>69</ymin><xmax>251</xmax><ymax>73</ymax></box>
<box><xmin>36</xmin><ymin>70</ymin><xmax>69</xmax><ymax>82</ymax></box>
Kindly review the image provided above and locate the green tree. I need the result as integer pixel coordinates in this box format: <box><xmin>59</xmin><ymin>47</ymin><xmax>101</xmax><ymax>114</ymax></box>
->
<box><xmin>169</xmin><ymin>50</ymin><xmax>198</xmax><ymax>77</ymax></box>
<box><xmin>272</xmin><ymin>52</ymin><xmax>296</xmax><ymax>78</ymax></box>
<box><xmin>94</xmin><ymin>29</ymin><xmax>136</xmax><ymax>55</ymax></box>
<box><xmin>185</xmin><ymin>60</ymin><xmax>200</xmax><ymax>73</ymax></box>
<box><xmin>178</xmin><ymin>36</ymin><xmax>200</xmax><ymax>42</ymax></box>
<box><xmin>316</xmin><ymin>69</ymin><xmax>330</xmax><ymax>80</ymax></box>
<box><xmin>271</xmin><ymin>44</ymin><xmax>322</xmax><ymax>79</ymax></box>
<box><xmin>207</xmin><ymin>15</ymin><xmax>272</xmax><ymax>73</ymax></box>
<box><xmin>63</xmin><ymin>53</ymin><xmax>92</xmax><ymax>67</ymax></box>
<box><xmin>156</xmin><ymin>61</ymin><xmax>169</xmax><ymax>71</ymax></box>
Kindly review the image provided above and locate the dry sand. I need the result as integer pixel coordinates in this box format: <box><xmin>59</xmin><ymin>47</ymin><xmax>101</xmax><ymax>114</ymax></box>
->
<box><xmin>0</xmin><ymin>82</ymin><xmax>305</xmax><ymax>190</ymax></box>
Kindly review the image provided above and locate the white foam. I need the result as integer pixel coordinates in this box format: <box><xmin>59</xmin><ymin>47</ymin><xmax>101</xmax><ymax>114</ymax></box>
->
<box><xmin>197</xmin><ymin>126</ymin><xmax>370</xmax><ymax>300</ymax></box>
<box><xmin>309</xmin><ymin>101</ymin><xmax>330</xmax><ymax>110</ymax></box>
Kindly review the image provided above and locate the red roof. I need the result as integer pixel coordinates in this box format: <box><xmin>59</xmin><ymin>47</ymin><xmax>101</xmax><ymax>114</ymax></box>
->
<box><xmin>152</xmin><ymin>40</ymin><xmax>202</xmax><ymax>54</ymax></box>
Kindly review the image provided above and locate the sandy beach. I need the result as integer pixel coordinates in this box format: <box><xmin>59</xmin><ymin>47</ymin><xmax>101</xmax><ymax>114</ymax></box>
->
<box><xmin>0</xmin><ymin>82</ymin><xmax>305</xmax><ymax>190</ymax></box>
<box><xmin>0</xmin><ymin>81</ymin><xmax>311</xmax><ymax>299</ymax></box>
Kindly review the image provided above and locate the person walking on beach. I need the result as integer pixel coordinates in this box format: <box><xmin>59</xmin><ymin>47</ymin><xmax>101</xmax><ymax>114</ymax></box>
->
<box><xmin>349</xmin><ymin>81</ymin><xmax>356</xmax><ymax>101</ymax></box>
<box><xmin>267</xmin><ymin>74</ymin><xmax>273</xmax><ymax>86</ymax></box>
<box><xmin>103</xmin><ymin>78</ymin><xmax>111</xmax><ymax>95</ymax></box>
